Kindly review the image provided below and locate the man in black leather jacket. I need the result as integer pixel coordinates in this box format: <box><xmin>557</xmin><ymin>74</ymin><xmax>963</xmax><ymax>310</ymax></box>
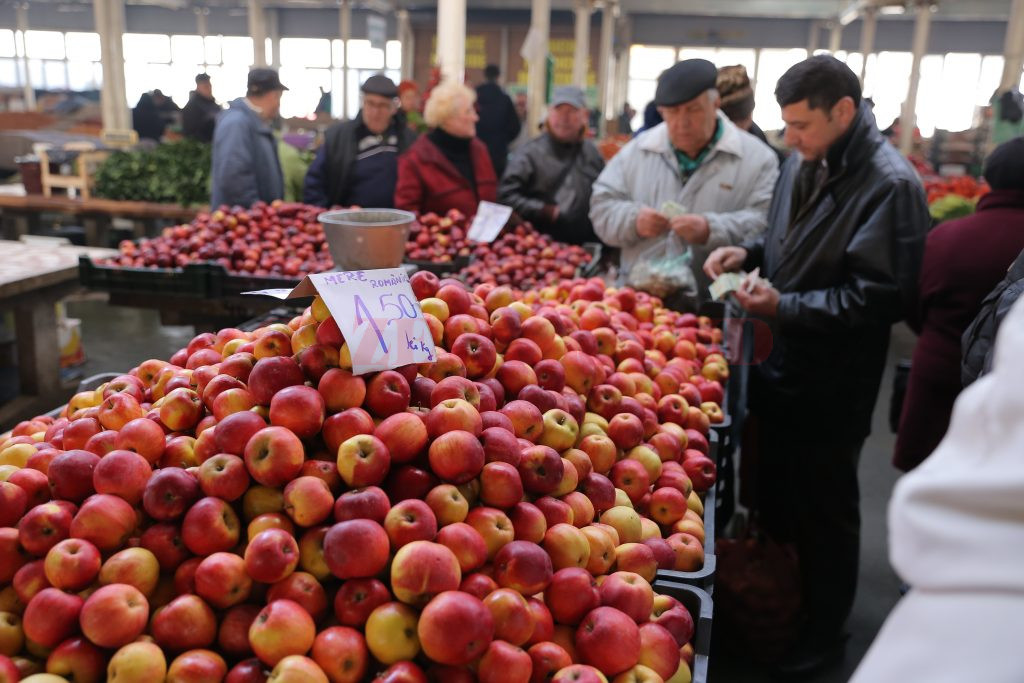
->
<box><xmin>498</xmin><ymin>86</ymin><xmax>605</xmax><ymax>244</ymax></box>
<box><xmin>705</xmin><ymin>55</ymin><xmax>929</xmax><ymax>676</ymax></box>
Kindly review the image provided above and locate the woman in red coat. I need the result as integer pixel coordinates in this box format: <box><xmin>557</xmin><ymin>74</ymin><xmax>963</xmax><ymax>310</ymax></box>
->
<box><xmin>895</xmin><ymin>137</ymin><xmax>1024</xmax><ymax>470</ymax></box>
<box><xmin>394</xmin><ymin>80</ymin><xmax>497</xmax><ymax>217</ymax></box>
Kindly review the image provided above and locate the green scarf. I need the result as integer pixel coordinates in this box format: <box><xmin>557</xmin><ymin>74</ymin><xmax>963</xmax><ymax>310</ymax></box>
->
<box><xmin>674</xmin><ymin>120</ymin><xmax>723</xmax><ymax>182</ymax></box>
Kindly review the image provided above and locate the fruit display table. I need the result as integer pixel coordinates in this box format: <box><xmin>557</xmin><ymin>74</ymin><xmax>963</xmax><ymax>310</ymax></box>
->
<box><xmin>0</xmin><ymin>239</ymin><xmax>116</xmax><ymax>430</ymax></box>
<box><xmin>0</xmin><ymin>194</ymin><xmax>200</xmax><ymax>247</ymax></box>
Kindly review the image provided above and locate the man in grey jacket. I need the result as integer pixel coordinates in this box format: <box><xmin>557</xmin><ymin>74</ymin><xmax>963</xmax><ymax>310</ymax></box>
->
<box><xmin>210</xmin><ymin>68</ymin><xmax>287</xmax><ymax>209</ymax></box>
<box><xmin>590</xmin><ymin>59</ymin><xmax>779</xmax><ymax>301</ymax></box>
<box><xmin>499</xmin><ymin>86</ymin><xmax>605</xmax><ymax>245</ymax></box>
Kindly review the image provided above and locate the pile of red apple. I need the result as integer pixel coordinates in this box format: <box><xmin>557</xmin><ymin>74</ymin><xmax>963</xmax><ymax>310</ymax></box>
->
<box><xmin>100</xmin><ymin>201</ymin><xmax>334</xmax><ymax>280</ymax></box>
<box><xmin>0</xmin><ymin>274</ymin><xmax>726</xmax><ymax>683</ymax></box>
<box><xmin>458</xmin><ymin>224</ymin><xmax>594</xmax><ymax>290</ymax></box>
<box><xmin>404</xmin><ymin>209</ymin><xmax>473</xmax><ymax>264</ymax></box>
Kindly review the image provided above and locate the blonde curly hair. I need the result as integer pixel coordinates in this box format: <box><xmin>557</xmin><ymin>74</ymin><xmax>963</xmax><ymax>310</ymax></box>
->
<box><xmin>424</xmin><ymin>81</ymin><xmax>476</xmax><ymax>129</ymax></box>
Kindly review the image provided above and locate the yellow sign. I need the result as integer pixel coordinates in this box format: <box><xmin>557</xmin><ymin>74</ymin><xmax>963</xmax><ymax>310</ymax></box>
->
<box><xmin>431</xmin><ymin>35</ymin><xmax>488</xmax><ymax>69</ymax></box>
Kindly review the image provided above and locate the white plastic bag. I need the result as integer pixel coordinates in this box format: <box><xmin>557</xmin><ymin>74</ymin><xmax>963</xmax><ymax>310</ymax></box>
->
<box><xmin>627</xmin><ymin>234</ymin><xmax>697</xmax><ymax>299</ymax></box>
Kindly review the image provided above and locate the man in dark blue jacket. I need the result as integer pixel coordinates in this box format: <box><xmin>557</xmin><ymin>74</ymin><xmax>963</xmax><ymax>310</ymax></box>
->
<box><xmin>210</xmin><ymin>68</ymin><xmax>287</xmax><ymax>209</ymax></box>
<box><xmin>303</xmin><ymin>75</ymin><xmax>417</xmax><ymax>208</ymax></box>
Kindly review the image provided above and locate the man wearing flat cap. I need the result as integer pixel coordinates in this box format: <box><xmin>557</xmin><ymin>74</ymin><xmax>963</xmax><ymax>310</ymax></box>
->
<box><xmin>304</xmin><ymin>74</ymin><xmax>418</xmax><ymax>208</ymax></box>
<box><xmin>499</xmin><ymin>86</ymin><xmax>605</xmax><ymax>245</ymax></box>
<box><xmin>210</xmin><ymin>67</ymin><xmax>288</xmax><ymax>208</ymax></box>
<box><xmin>590</xmin><ymin>58</ymin><xmax>779</xmax><ymax>302</ymax></box>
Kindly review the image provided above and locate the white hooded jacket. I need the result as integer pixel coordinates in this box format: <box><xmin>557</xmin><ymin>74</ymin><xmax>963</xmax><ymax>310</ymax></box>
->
<box><xmin>851</xmin><ymin>296</ymin><xmax>1024</xmax><ymax>682</ymax></box>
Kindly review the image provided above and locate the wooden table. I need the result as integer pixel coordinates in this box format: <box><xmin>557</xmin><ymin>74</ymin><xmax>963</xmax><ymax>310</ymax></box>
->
<box><xmin>0</xmin><ymin>239</ymin><xmax>116</xmax><ymax>430</ymax></box>
<box><xmin>0</xmin><ymin>194</ymin><xmax>201</xmax><ymax>247</ymax></box>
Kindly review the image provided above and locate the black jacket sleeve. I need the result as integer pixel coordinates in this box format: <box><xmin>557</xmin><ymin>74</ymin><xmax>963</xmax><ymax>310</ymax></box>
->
<box><xmin>303</xmin><ymin>145</ymin><xmax>330</xmax><ymax>207</ymax></box>
<box><xmin>776</xmin><ymin>177</ymin><xmax>928</xmax><ymax>333</ymax></box>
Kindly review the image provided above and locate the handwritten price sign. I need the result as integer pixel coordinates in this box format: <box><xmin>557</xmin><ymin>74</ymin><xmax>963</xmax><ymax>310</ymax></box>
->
<box><xmin>244</xmin><ymin>268</ymin><xmax>436</xmax><ymax>375</ymax></box>
<box><xmin>310</xmin><ymin>268</ymin><xmax>436</xmax><ymax>375</ymax></box>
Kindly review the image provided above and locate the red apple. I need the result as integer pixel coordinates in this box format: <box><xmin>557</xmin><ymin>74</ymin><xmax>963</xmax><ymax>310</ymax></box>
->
<box><xmin>323</xmin><ymin>519</ymin><xmax>390</xmax><ymax>579</ymax></box>
<box><xmin>248</xmin><ymin>356</ymin><xmax>305</xmax><ymax>406</ymax></box>
<box><xmin>79</xmin><ymin>583</ymin><xmax>149</xmax><ymax>648</ymax></box>
<box><xmin>23</xmin><ymin>587</ymin><xmax>83</xmax><ymax>648</ymax></box>
<box><xmin>244</xmin><ymin>426</ymin><xmax>306</xmax><ymax>488</ymax></box>
<box><xmin>269</xmin><ymin>385</ymin><xmax>325</xmax><ymax>439</ymax></box>
<box><xmin>545</xmin><ymin>567</ymin><xmax>601</xmax><ymax>626</ymax></box>
<box><xmin>249</xmin><ymin>599</ymin><xmax>316</xmax><ymax>667</ymax></box>
<box><xmin>418</xmin><ymin>591</ymin><xmax>494</xmax><ymax>666</ymax></box>
<box><xmin>195</xmin><ymin>552</ymin><xmax>253</xmax><ymax>609</ymax></box>
<box><xmin>245</xmin><ymin>528</ymin><xmax>300</xmax><ymax>583</ymax></box>
<box><xmin>575</xmin><ymin>606</ymin><xmax>640</xmax><ymax>676</ymax></box>
<box><xmin>428</xmin><ymin>430</ymin><xmax>485</xmax><ymax>485</ymax></box>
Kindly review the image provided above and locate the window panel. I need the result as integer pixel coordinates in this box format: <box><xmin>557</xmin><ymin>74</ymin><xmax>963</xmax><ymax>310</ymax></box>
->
<box><xmin>169</xmin><ymin>63</ymin><xmax>202</xmax><ymax>105</ymax></box>
<box><xmin>866</xmin><ymin>51</ymin><xmax>912</xmax><ymax>131</ymax></box>
<box><xmin>628</xmin><ymin>45</ymin><xmax>675</xmax><ymax>79</ymax></box>
<box><xmin>124</xmin><ymin>33</ymin><xmax>170</xmax><ymax>63</ymax></box>
<box><xmin>914</xmin><ymin>54</ymin><xmax>945</xmax><ymax>137</ymax></box>
<box><xmin>43</xmin><ymin>60</ymin><xmax>68</xmax><ymax>89</ymax></box>
<box><xmin>280</xmin><ymin>38</ymin><xmax>331</xmax><ymax>67</ymax></box>
<box><xmin>27</xmin><ymin>59</ymin><xmax>42</xmax><ymax>87</ymax></box>
<box><xmin>66</xmin><ymin>32</ymin><xmax>100</xmax><ymax>62</ymax></box>
<box><xmin>68</xmin><ymin>60</ymin><xmax>99</xmax><ymax>90</ymax></box>
<box><xmin>204</xmin><ymin>36</ymin><xmax>222</xmax><ymax>65</ymax></box>
<box><xmin>347</xmin><ymin>40</ymin><xmax>384</xmax><ymax>69</ymax></box>
<box><xmin>626</xmin><ymin>79</ymin><xmax>657</xmax><ymax>130</ymax></box>
<box><xmin>752</xmin><ymin>48</ymin><xmax>806</xmax><ymax>131</ymax></box>
<box><xmin>0</xmin><ymin>58</ymin><xmax>18</xmax><ymax>87</ymax></box>
<box><xmin>25</xmin><ymin>31</ymin><xmax>65</xmax><ymax>60</ymax></box>
<box><xmin>386</xmin><ymin>40</ymin><xmax>401</xmax><ymax>71</ymax></box>
<box><xmin>221</xmin><ymin>37</ymin><xmax>254</xmax><ymax>66</ymax></box>
<box><xmin>332</xmin><ymin>39</ymin><xmax>345</xmax><ymax>67</ymax></box>
<box><xmin>171</xmin><ymin>35</ymin><xmax>205</xmax><ymax>64</ymax></box>
<box><xmin>978</xmin><ymin>55</ymin><xmax>1004</xmax><ymax>105</ymax></box>
<box><xmin>0</xmin><ymin>29</ymin><xmax>16</xmax><ymax>58</ymax></box>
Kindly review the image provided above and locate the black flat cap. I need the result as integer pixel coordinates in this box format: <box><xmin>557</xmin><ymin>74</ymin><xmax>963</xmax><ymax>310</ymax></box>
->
<box><xmin>361</xmin><ymin>74</ymin><xmax>399</xmax><ymax>98</ymax></box>
<box><xmin>247</xmin><ymin>68</ymin><xmax>288</xmax><ymax>95</ymax></box>
<box><xmin>655</xmin><ymin>59</ymin><xmax>718</xmax><ymax>107</ymax></box>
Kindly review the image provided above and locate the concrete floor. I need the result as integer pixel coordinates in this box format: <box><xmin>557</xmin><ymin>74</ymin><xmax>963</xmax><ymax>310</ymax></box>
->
<box><xmin>63</xmin><ymin>293</ymin><xmax>918</xmax><ymax>683</ymax></box>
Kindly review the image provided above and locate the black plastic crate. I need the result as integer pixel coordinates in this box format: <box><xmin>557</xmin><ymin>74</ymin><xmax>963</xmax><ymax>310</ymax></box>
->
<box><xmin>655</xmin><ymin>479</ymin><xmax>717</xmax><ymax>591</ymax></box>
<box><xmin>78</xmin><ymin>255</ymin><xmax>210</xmax><ymax>297</ymax></box>
<box><xmin>576</xmin><ymin>241</ymin><xmax>604</xmax><ymax>278</ymax></box>
<box><xmin>205</xmin><ymin>263</ymin><xmax>305</xmax><ymax>297</ymax></box>
<box><xmin>405</xmin><ymin>254</ymin><xmax>471</xmax><ymax>277</ymax></box>
<box><xmin>652</xmin><ymin>579</ymin><xmax>713</xmax><ymax>683</ymax></box>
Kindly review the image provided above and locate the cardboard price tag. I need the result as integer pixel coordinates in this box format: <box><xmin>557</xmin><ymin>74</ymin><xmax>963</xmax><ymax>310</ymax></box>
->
<box><xmin>467</xmin><ymin>201</ymin><xmax>513</xmax><ymax>243</ymax></box>
<box><xmin>244</xmin><ymin>267</ymin><xmax>436</xmax><ymax>375</ymax></box>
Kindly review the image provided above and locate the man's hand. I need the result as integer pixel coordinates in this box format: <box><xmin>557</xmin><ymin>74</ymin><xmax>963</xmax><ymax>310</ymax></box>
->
<box><xmin>636</xmin><ymin>208</ymin><xmax>669</xmax><ymax>238</ymax></box>
<box><xmin>734</xmin><ymin>282</ymin><xmax>780</xmax><ymax>317</ymax></box>
<box><xmin>703</xmin><ymin>246</ymin><xmax>747</xmax><ymax>279</ymax></box>
<box><xmin>670</xmin><ymin>214</ymin><xmax>710</xmax><ymax>245</ymax></box>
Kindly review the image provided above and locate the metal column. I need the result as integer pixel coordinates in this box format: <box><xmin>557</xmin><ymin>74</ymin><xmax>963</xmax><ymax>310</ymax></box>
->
<box><xmin>92</xmin><ymin>0</ymin><xmax>130</xmax><ymax>130</ymax></box>
<box><xmin>572</xmin><ymin>0</ymin><xmax>592</xmax><ymax>90</ymax></box>
<box><xmin>858</xmin><ymin>8</ymin><xmax>877</xmax><ymax>86</ymax></box>
<box><xmin>828</xmin><ymin>21</ymin><xmax>842</xmax><ymax>53</ymax></box>
<box><xmin>999</xmin><ymin>0</ymin><xmax>1024</xmax><ymax>91</ymax></box>
<box><xmin>339</xmin><ymin>0</ymin><xmax>351</xmax><ymax>119</ymax></box>
<box><xmin>597</xmin><ymin>0</ymin><xmax>615</xmax><ymax>136</ymax></box>
<box><xmin>899</xmin><ymin>2</ymin><xmax>933</xmax><ymax>155</ymax></box>
<box><xmin>397</xmin><ymin>9</ymin><xmax>414</xmax><ymax>82</ymax></box>
<box><xmin>248</xmin><ymin>0</ymin><xmax>267</xmax><ymax>67</ymax></box>
<box><xmin>526</xmin><ymin>0</ymin><xmax>550</xmax><ymax>134</ymax></box>
<box><xmin>437</xmin><ymin>0</ymin><xmax>467</xmax><ymax>84</ymax></box>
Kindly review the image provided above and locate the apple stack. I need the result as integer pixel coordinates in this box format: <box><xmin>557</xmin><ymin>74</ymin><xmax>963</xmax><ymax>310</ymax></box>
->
<box><xmin>404</xmin><ymin>209</ymin><xmax>474</xmax><ymax>264</ymax></box>
<box><xmin>457</xmin><ymin>224</ymin><xmax>595</xmax><ymax>290</ymax></box>
<box><xmin>100</xmin><ymin>201</ymin><xmax>333</xmax><ymax>280</ymax></box>
<box><xmin>0</xmin><ymin>274</ymin><xmax>725</xmax><ymax>683</ymax></box>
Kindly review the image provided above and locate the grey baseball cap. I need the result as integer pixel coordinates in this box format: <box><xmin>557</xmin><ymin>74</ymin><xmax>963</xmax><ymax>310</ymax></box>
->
<box><xmin>550</xmin><ymin>86</ymin><xmax>587</xmax><ymax>109</ymax></box>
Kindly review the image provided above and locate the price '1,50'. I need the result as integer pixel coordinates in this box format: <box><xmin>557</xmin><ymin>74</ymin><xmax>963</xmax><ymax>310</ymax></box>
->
<box><xmin>353</xmin><ymin>293</ymin><xmax>421</xmax><ymax>354</ymax></box>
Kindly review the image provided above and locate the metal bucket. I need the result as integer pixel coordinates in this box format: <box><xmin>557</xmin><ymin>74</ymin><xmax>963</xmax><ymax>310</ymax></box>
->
<box><xmin>319</xmin><ymin>208</ymin><xmax>415</xmax><ymax>271</ymax></box>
